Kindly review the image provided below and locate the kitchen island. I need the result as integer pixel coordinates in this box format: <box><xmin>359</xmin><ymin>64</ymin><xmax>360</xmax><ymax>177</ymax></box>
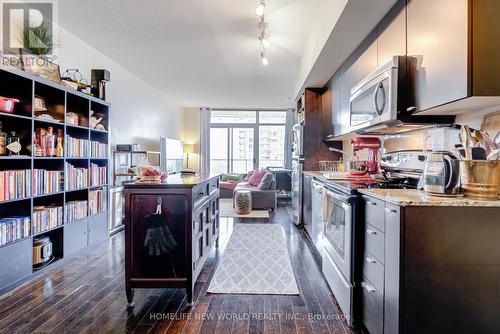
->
<box><xmin>123</xmin><ymin>174</ymin><xmax>220</xmax><ymax>307</ymax></box>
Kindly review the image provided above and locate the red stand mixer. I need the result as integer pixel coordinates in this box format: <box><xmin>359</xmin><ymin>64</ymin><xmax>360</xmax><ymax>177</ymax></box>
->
<box><xmin>349</xmin><ymin>137</ymin><xmax>382</xmax><ymax>176</ymax></box>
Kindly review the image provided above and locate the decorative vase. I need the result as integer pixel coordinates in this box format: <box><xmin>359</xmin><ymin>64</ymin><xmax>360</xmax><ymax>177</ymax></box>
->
<box><xmin>234</xmin><ymin>190</ymin><xmax>252</xmax><ymax>215</ymax></box>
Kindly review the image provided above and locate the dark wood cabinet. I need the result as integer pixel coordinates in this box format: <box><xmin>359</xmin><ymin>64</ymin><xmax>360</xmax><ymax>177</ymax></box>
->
<box><xmin>361</xmin><ymin>195</ymin><xmax>500</xmax><ymax>333</ymax></box>
<box><xmin>124</xmin><ymin>175</ymin><xmax>220</xmax><ymax>307</ymax></box>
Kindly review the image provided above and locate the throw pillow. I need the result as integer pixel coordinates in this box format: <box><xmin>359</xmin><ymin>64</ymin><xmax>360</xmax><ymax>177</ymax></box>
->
<box><xmin>243</xmin><ymin>170</ymin><xmax>255</xmax><ymax>181</ymax></box>
<box><xmin>221</xmin><ymin>173</ymin><xmax>243</xmax><ymax>182</ymax></box>
<box><xmin>257</xmin><ymin>172</ymin><xmax>274</xmax><ymax>190</ymax></box>
<box><xmin>248</xmin><ymin>169</ymin><xmax>267</xmax><ymax>186</ymax></box>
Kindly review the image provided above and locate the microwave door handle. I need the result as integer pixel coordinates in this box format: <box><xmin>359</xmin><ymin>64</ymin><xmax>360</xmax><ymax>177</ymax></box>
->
<box><xmin>373</xmin><ymin>82</ymin><xmax>386</xmax><ymax>115</ymax></box>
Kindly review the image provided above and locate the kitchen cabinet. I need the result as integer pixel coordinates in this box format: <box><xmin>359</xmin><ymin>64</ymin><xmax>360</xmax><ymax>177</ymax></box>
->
<box><xmin>407</xmin><ymin>0</ymin><xmax>500</xmax><ymax>115</ymax></box>
<box><xmin>407</xmin><ymin>0</ymin><xmax>468</xmax><ymax>113</ymax></box>
<box><xmin>361</xmin><ymin>195</ymin><xmax>500</xmax><ymax>333</ymax></box>
<box><xmin>377</xmin><ymin>0</ymin><xmax>406</xmax><ymax>66</ymax></box>
<box><xmin>310</xmin><ymin>179</ymin><xmax>324</xmax><ymax>253</ymax></box>
<box><xmin>339</xmin><ymin>30</ymin><xmax>378</xmax><ymax>136</ymax></box>
<box><xmin>331</xmin><ymin>71</ymin><xmax>343</xmax><ymax>137</ymax></box>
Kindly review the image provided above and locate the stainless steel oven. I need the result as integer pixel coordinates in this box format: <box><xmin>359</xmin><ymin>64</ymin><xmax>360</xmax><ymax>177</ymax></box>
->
<box><xmin>322</xmin><ymin>186</ymin><xmax>355</xmax><ymax>326</ymax></box>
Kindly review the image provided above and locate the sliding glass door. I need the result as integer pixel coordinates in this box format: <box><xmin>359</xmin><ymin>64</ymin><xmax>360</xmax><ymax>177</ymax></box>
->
<box><xmin>209</xmin><ymin>110</ymin><xmax>289</xmax><ymax>174</ymax></box>
<box><xmin>210</xmin><ymin>127</ymin><xmax>255</xmax><ymax>174</ymax></box>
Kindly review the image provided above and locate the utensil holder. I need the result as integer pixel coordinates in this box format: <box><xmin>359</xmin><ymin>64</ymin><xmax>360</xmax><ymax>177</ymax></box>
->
<box><xmin>459</xmin><ymin>160</ymin><xmax>500</xmax><ymax>200</ymax></box>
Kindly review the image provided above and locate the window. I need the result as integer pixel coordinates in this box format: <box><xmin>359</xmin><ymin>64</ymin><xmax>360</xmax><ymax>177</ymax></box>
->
<box><xmin>209</xmin><ymin>110</ymin><xmax>289</xmax><ymax>174</ymax></box>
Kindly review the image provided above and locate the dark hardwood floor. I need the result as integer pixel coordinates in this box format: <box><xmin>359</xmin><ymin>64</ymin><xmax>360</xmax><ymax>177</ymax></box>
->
<box><xmin>0</xmin><ymin>203</ymin><xmax>356</xmax><ymax>334</ymax></box>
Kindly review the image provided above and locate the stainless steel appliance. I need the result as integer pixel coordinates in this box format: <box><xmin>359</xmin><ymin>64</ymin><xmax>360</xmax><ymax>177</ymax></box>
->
<box><xmin>349</xmin><ymin>56</ymin><xmax>452</xmax><ymax>135</ymax></box>
<box><xmin>292</xmin><ymin>123</ymin><xmax>304</xmax><ymax>159</ymax></box>
<box><xmin>423</xmin><ymin>152</ymin><xmax>460</xmax><ymax>196</ymax></box>
<box><xmin>302</xmin><ymin>174</ymin><xmax>313</xmax><ymax>235</ymax></box>
<box><xmin>291</xmin><ymin>158</ymin><xmax>303</xmax><ymax>225</ymax></box>
<box><xmin>311</xmin><ymin>179</ymin><xmax>324</xmax><ymax>252</ymax></box>
<box><xmin>321</xmin><ymin>183</ymin><xmax>357</xmax><ymax>327</ymax></box>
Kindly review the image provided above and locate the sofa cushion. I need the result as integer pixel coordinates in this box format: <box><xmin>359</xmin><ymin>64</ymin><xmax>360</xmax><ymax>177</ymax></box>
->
<box><xmin>221</xmin><ymin>173</ymin><xmax>244</xmax><ymax>182</ymax></box>
<box><xmin>243</xmin><ymin>170</ymin><xmax>254</xmax><ymax>181</ymax></box>
<box><xmin>257</xmin><ymin>172</ymin><xmax>274</xmax><ymax>190</ymax></box>
<box><xmin>248</xmin><ymin>169</ymin><xmax>267</xmax><ymax>186</ymax></box>
<box><xmin>220</xmin><ymin>180</ymin><xmax>239</xmax><ymax>191</ymax></box>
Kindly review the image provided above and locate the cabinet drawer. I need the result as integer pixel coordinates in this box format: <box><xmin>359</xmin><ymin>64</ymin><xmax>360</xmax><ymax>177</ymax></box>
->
<box><xmin>208</xmin><ymin>178</ymin><xmax>219</xmax><ymax>194</ymax></box>
<box><xmin>193</xmin><ymin>185</ymin><xmax>208</xmax><ymax>204</ymax></box>
<box><xmin>365</xmin><ymin>224</ymin><xmax>385</xmax><ymax>264</ymax></box>
<box><xmin>361</xmin><ymin>280</ymin><xmax>384</xmax><ymax>334</ymax></box>
<box><xmin>363</xmin><ymin>250</ymin><xmax>384</xmax><ymax>293</ymax></box>
<box><xmin>363</xmin><ymin>196</ymin><xmax>385</xmax><ymax>232</ymax></box>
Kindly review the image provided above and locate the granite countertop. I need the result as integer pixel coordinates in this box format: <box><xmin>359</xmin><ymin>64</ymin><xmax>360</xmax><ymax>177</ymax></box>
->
<box><xmin>124</xmin><ymin>174</ymin><xmax>220</xmax><ymax>188</ymax></box>
<box><xmin>358</xmin><ymin>189</ymin><xmax>500</xmax><ymax>207</ymax></box>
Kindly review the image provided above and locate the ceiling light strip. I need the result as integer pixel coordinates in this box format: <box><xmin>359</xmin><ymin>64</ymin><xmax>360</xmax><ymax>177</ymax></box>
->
<box><xmin>256</xmin><ymin>0</ymin><xmax>269</xmax><ymax>66</ymax></box>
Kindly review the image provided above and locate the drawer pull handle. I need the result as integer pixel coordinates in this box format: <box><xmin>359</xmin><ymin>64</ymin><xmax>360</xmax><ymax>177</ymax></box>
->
<box><xmin>385</xmin><ymin>207</ymin><xmax>397</xmax><ymax>214</ymax></box>
<box><xmin>366</xmin><ymin>257</ymin><xmax>377</xmax><ymax>264</ymax></box>
<box><xmin>366</xmin><ymin>229</ymin><xmax>377</xmax><ymax>235</ymax></box>
<box><xmin>367</xmin><ymin>201</ymin><xmax>377</xmax><ymax>206</ymax></box>
<box><xmin>364</xmin><ymin>284</ymin><xmax>377</xmax><ymax>293</ymax></box>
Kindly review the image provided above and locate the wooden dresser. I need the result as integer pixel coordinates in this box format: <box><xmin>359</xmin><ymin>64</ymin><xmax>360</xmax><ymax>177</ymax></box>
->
<box><xmin>123</xmin><ymin>174</ymin><xmax>220</xmax><ymax>307</ymax></box>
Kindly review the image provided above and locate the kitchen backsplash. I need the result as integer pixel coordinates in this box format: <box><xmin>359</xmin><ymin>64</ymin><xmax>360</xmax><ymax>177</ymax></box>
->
<box><xmin>341</xmin><ymin>110</ymin><xmax>500</xmax><ymax>160</ymax></box>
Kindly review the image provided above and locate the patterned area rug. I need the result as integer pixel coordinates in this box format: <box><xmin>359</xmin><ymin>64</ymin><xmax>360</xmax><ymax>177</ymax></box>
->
<box><xmin>207</xmin><ymin>224</ymin><xmax>299</xmax><ymax>295</ymax></box>
<box><xmin>219</xmin><ymin>198</ymin><xmax>270</xmax><ymax>219</ymax></box>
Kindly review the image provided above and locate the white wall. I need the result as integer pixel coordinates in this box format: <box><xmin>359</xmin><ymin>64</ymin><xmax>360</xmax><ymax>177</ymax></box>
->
<box><xmin>56</xmin><ymin>29</ymin><xmax>183</xmax><ymax>151</ymax></box>
<box><xmin>180</xmin><ymin>107</ymin><xmax>201</xmax><ymax>172</ymax></box>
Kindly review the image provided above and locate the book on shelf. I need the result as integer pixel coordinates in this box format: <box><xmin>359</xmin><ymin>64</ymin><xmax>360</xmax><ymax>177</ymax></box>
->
<box><xmin>0</xmin><ymin>216</ymin><xmax>30</xmax><ymax>246</ymax></box>
<box><xmin>90</xmin><ymin>163</ymin><xmax>107</xmax><ymax>187</ymax></box>
<box><xmin>32</xmin><ymin>169</ymin><xmax>64</xmax><ymax>196</ymax></box>
<box><xmin>65</xmin><ymin>162</ymin><xmax>88</xmax><ymax>190</ymax></box>
<box><xmin>65</xmin><ymin>135</ymin><xmax>89</xmax><ymax>158</ymax></box>
<box><xmin>90</xmin><ymin>140</ymin><xmax>108</xmax><ymax>158</ymax></box>
<box><xmin>89</xmin><ymin>188</ymin><xmax>107</xmax><ymax>215</ymax></box>
<box><xmin>32</xmin><ymin>206</ymin><xmax>63</xmax><ymax>235</ymax></box>
<box><xmin>0</xmin><ymin>169</ymin><xmax>31</xmax><ymax>202</ymax></box>
<box><xmin>65</xmin><ymin>200</ymin><xmax>88</xmax><ymax>223</ymax></box>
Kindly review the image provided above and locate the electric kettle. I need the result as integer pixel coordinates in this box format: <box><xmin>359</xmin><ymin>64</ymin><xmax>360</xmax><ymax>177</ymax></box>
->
<box><xmin>423</xmin><ymin>152</ymin><xmax>460</xmax><ymax>196</ymax></box>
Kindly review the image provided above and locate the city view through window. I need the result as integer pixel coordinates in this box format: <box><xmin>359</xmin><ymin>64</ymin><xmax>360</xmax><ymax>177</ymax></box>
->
<box><xmin>210</xmin><ymin>110</ymin><xmax>289</xmax><ymax>174</ymax></box>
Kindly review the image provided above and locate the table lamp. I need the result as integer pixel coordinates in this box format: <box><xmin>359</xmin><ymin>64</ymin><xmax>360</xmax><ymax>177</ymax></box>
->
<box><xmin>183</xmin><ymin>144</ymin><xmax>194</xmax><ymax>169</ymax></box>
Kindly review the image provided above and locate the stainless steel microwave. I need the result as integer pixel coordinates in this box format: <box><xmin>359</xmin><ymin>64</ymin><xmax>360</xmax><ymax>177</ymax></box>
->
<box><xmin>348</xmin><ymin>56</ymin><xmax>452</xmax><ymax>134</ymax></box>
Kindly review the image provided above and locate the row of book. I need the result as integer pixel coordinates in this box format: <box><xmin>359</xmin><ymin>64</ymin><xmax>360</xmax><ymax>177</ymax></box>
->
<box><xmin>66</xmin><ymin>135</ymin><xmax>89</xmax><ymax>158</ymax></box>
<box><xmin>89</xmin><ymin>188</ymin><xmax>107</xmax><ymax>215</ymax></box>
<box><xmin>32</xmin><ymin>169</ymin><xmax>64</xmax><ymax>196</ymax></box>
<box><xmin>65</xmin><ymin>200</ymin><xmax>88</xmax><ymax>223</ymax></box>
<box><xmin>0</xmin><ymin>170</ymin><xmax>32</xmax><ymax>202</ymax></box>
<box><xmin>32</xmin><ymin>206</ymin><xmax>63</xmax><ymax>235</ymax></box>
<box><xmin>90</xmin><ymin>163</ymin><xmax>107</xmax><ymax>187</ymax></box>
<box><xmin>0</xmin><ymin>216</ymin><xmax>30</xmax><ymax>246</ymax></box>
<box><xmin>90</xmin><ymin>140</ymin><xmax>108</xmax><ymax>158</ymax></box>
<box><xmin>65</xmin><ymin>162</ymin><xmax>88</xmax><ymax>190</ymax></box>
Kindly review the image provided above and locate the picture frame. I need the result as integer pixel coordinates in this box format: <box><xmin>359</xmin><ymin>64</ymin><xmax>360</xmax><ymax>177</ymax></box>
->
<box><xmin>19</xmin><ymin>48</ymin><xmax>61</xmax><ymax>84</ymax></box>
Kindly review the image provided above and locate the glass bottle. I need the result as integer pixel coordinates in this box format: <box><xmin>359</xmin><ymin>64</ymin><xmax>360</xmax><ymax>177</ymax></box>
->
<box><xmin>6</xmin><ymin>131</ymin><xmax>21</xmax><ymax>156</ymax></box>
<box><xmin>0</xmin><ymin>121</ymin><xmax>7</xmax><ymax>156</ymax></box>
<box><xmin>56</xmin><ymin>129</ymin><xmax>64</xmax><ymax>157</ymax></box>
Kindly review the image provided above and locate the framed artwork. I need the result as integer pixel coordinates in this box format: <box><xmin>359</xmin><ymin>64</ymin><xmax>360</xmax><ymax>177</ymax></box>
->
<box><xmin>20</xmin><ymin>49</ymin><xmax>61</xmax><ymax>83</ymax></box>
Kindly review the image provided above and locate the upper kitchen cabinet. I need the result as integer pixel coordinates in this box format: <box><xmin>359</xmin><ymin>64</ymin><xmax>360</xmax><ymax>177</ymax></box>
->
<box><xmin>377</xmin><ymin>0</ymin><xmax>406</xmax><ymax>66</ymax></box>
<box><xmin>330</xmin><ymin>71</ymin><xmax>343</xmax><ymax>137</ymax></box>
<box><xmin>407</xmin><ymin>0</ymin><xmax>500</xmax><ymax>115</ymax></box>
<box><xmin>337</xmin><ymin>30</ymin><xmax>378</xmax><ymax>136</ymax></box>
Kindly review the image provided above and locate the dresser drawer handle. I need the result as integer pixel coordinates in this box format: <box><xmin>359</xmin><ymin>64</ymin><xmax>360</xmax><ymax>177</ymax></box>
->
<box><xmin>364</xmin><ymin>284</ymin><xmax>377</xmax><ymax>293</ymax></box>
<box><xmin>366</xmin><ymin>229</ymin><xmax>377</xmax><ymax>235</ymax></box>
<box><xmin>385</xmin><ymin>207</ymin><xmax>397</xmax><ymax>214</ymax></box>
<box><xmin>367</xmin><ymin>201</ymin><xmax>377</xmax><ymax>206</ymax></box>
<box><xmin>366</xmin><ymin>257</ymin><xmax>377</xmax><ymax>264</ymax></box>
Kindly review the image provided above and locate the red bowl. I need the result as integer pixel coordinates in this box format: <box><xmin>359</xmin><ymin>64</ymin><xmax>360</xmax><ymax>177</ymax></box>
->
<box><xmin>0</xmin><ymin>97</ymin><xmax>20</xmax><ymax>113</ymax></box>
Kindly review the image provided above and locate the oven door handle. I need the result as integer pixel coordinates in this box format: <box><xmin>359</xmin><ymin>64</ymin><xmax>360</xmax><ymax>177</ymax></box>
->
<box><xmin>325</xmin><ymin>190</ymin><xmax>350</xmax><ymax>205</ymax></box>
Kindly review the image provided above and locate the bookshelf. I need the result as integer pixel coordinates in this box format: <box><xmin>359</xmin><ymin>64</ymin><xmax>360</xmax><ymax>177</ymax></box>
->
<box><xmin>0</xmin><ymin>66</ymin><xmax>110</xmax><ymax>290</ymax></box>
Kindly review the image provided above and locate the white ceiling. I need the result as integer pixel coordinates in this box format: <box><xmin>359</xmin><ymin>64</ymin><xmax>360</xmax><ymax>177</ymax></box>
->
<box><xmin>58</xmin><ymin>0</ymin><xmax>334</xmax><ymax>108</ymax></box>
